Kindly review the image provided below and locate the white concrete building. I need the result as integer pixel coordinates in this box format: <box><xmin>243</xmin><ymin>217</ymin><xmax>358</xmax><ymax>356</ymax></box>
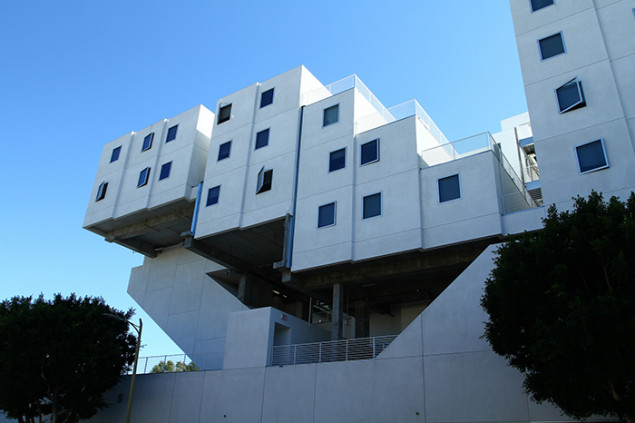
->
<box><xmin>70</xmin><ymin>1</ymin><xmax>635</xmax><ymax>422</ymax></box>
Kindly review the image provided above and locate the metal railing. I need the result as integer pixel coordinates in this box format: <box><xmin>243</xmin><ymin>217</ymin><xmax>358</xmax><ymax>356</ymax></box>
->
<box><xmin>271</xmin><ymin>335</ymin><xmax>398</xmax><ymax>367</ymax></box>
<box><xmin>131</xmin><ymin>354</ymin><xmax>193</xmax><ymax>374</ymax></box>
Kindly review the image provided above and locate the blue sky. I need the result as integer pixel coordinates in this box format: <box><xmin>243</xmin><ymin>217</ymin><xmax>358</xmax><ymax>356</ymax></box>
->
<box><xmin>0</xmin><ymin>1</ymin><xmax>527</xmax><ymax>357</ymax></box>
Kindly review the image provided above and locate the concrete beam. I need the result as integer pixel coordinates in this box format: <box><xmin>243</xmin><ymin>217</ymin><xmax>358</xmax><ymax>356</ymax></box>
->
<box><xmin>332</xmin><ymin>283</ymin><xmax>343</xmax><ymax>341</ymax></box>
<box><xmin>111</xmin><ymin>238</ymin><xmax>157</xmax><ymax>258</ymax></box>
<box><xmin>104</xmin><ymin>206</ymin><xmax>193</xmax><ymax>241</ymax></box>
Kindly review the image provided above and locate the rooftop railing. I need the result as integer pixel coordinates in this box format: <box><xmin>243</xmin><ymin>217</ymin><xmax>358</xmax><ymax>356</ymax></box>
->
<box><xmin>271</xmin><ymin>335</ymin><xmax>398</xmax><ymax>367</ymax></box>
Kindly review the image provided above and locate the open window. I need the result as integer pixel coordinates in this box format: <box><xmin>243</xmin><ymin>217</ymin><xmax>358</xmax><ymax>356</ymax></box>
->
<box><xmin>218</xmin><ymin>104</ymin><xmax>232</xmax><ymax>124</ymax></box>
<box><xmin>96</xmin><ymin>182</ymin><xmax>108</xmax><ymax>201</ymax></box>
<box><xmin>256</xmin><ymin>167</ymin><xmax>273</xmax><ymax>194</ymax></box>
<box><xmin>556</xmin><ymin>77</ymin><xmax>586</xmax><ymax>113</ymax></box>
<box><xmin>138</xmin><ymin>167</ymin><xmax>150</xmax><ymax>187</ymax></box>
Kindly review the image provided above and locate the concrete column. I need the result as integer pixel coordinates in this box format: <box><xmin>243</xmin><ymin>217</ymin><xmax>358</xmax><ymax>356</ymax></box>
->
<box><xmin>354</xmin><ymin>300</ymin><xmax>370</xmax><ymax>338</ymax></box>
<box><xmin>331</xmin><ymin>283</ymin><xmax>343</xmax><ymax>340</ymax></box>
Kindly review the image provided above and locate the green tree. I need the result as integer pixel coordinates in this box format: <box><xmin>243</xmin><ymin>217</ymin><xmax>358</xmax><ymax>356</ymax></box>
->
<box><xmin>482</xmin><ymin>192</ymin><xmax>635</xmax><ymax>423</ymax></box>
<box><xmin>151</xmin><ymin>360</ymin><xmax>199</xmax><ymax>373</ymax></box>
<box><xmin>0</xmin><ymin>294</ymin><xmax>137</xmax><ymax>423</ymax></box>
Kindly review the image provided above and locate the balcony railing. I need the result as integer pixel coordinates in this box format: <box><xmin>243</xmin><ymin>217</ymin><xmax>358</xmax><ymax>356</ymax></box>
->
<box><xmin>271</xmin><ymin>335</ymin><xmax>398</xmax><ymax>367</ymax></box>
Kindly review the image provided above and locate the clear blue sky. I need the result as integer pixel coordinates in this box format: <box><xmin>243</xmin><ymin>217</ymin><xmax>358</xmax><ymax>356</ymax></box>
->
<box><xmin>0</xmin><ymin>1</ymin><xmax>527</xmax><ymax>357</ymax></box>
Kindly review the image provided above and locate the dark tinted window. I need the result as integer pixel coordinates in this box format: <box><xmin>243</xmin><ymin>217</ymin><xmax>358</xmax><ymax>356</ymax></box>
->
<box><xmin>255</xmin><ymin>128</ymin><xmax>270</xmax><ymax>149</ymax></box>
<box><xmin>138</xmin><ymin>167</ymin><xmax>150</xmax><ymax>187</ymax></box>
<box><xmin>166</xmin><ymin>125</ymin><xmax>178</xmax><ymax>143</ymax></box>
<box><xmin>323</xmin><ymin>104</ymin><xmax>339</xmax><ymax>127</ymax></box>
<box><xmin>361</xmin><ymin>139</ymin><xmax>379</xmax><ymax>165</ymax></box>
<box><xmin>576</xmin><ymin>140</ymin><xmax>608</xmax><ymax>173</ymax></box>
<box><xmin>318</xmin><ymin>202</ymin><xmax>336</xmax><ymax>227</ymax></box>
<box><xmin>218</xmin><ymin>141</ymin><xmax>232</xmax><ymax>161</ymax></box>
<box><xmin>218</xmin><ymin>104</ymin><xmax>232</xmax><ymax>124</ymax></box>
<box><xmin>257</xmin><ymin>167</ymin><xmax>273</xmax><ymax>194</ymax></box>
<box><xmin>363</xmin><ymin>193</ymin><xmax>381</xmax><ymax>219</ymax></box>
<box><xmin>142</xmin><ymin>133</ymin><xmax>154</xmax><ymax>151</ymax></box>
<box><xmin>96</xmin><ymin>182</ymin><xmax>108</xmax><ymax>201</ymax></box>
<box><xmin>206</xmin><ymin>186</ymin><xmax>220</xmax><ymax>206</ymax></box>
<box><xmin>539</xmin><ymin>33</ymin><xmax>565</xmax><ymax>60</ymax></box>
<box><xmin>531</xmin><ymin>0</ymin><xmax>554</xmax><ymax>12</ymax></box>
<box><xmin>329</xmin><ymin>148</ymin><xmax>346</xmax><ymax>172</ymax></box>
<box><xmin>110</xmin><ymin>146</ymin><xmax>121</xmax><ymax>162</ymax></box>
<box><xmin>556</xmin><ymin>78</ymin><xmax>585</xmax><ymax>113</ymax></box>
<box><xmin>438</xmin><ymin>174</ymin><xmax>461</xmax><ymax>202</ymax></box>
<box><xmin>159</xmin><ymin>162</ymin><xmax>172</xmax><ymax>180</ymax></box>
<box><xmin>260</xmin><ymin>88</ymin><xmax>274</xmax><ymax>108</ymax></box>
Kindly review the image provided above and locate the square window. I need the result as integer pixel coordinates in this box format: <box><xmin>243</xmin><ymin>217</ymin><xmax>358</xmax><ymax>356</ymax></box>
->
<box><xmin>138</xmin><ymin>167</ymin><xmax>150</xmax><ymax>187</ymax></box>
<box><xmin>323</xmin><ymin>104</ymin><xmax>339</xmax><ymax>127</ymax></box>
<box><xmin>256</xmin><ymin>167</ymin><xmax>273</xmax><ymax>194</ymax></box>
<box><xmin>575</xmin><ymin>139</ymin><xmax>609</xmax><ymax>173</ymax></box>
<box><xmin>363</xmin><ymin>193</ymin><xmax>382</xmax><ymax>219</ymax></box>
<box><xmin>110</xmin><ymin>146</ymin><xmax>121</xmax><ymax>162</ymax></box>
<box><xmin>142</xmin><ymin>133</ymin><xmax>154</xmax><ymax>151</ymax></box>
<box><xmin>255</xmin><ymin>128</ymin><xmax>270</xmax><ymax>149</ymax></box>
<box><xmin>96</xmin><ymin>181</ymin><xmax>108</xmax><ymax>201</ymax></box>
<box><xmin>329</xmin><ymin>148</ymin><xmax>346</xmax><ymax>172</ymax></box>
<box><xmin>206</xmin><ymin>185</ymin><xmax>220</xmax><ymax>206</ymax></box>
<box><xmin>361</xmin><ymin>139</ymin><xmax>379</xmax><ymax>165</ymax></box>
<box><xmin>260</xmin><ymin>88</ymin><xmax>274</xmax><ymax>108</ymax></box>
<box><xmin>159</xmin><ymin>161</ymin><xmax>172</xmax><ymax>180</ymax></box>
<box><xmin>166</xmin><ymin>125</ymin><xmax>178</xmax><ymax>143</ymax></box>
<box><xmin>438</xmin><ymin>174</ymin><xmax>461</xmax><ymax>203</ymax></box>
<box><xmin>539</xmin><ymin>32</ymin><xmax>565</xmax><ymax>60</ymax></box>
<box><xmin>531</xmin><ymin>0</ymin><xmax>554</xmax><ymax>12</ymax></box>
<box><xmin>556</xmin><ymin>77</ymin><xmax>586</xmax><ymax>113</ymax></box>
<box><xmin>218</xmin><ymin>104</ymin><xmax>232</xmax><ymax>124</ymax></box>
<box><xmin>318</xmin><ymin>202</ymin><xmax>336</xmax><ymax>228</ymax></box>
<box><xmin>218</xmin><ymin>141</ymin><xmax>232</xmax><ymax>161</ymax></box>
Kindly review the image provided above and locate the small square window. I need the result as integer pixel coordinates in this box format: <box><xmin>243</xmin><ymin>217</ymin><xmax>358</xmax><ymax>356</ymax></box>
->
<box><xmin>218</xmin><ymin>104</ymin><xmax>232</xmax><ymax>124</ymax></box>
<box><xmin>260</xmin><ymin>88</ymin><xmax>274</xmax><ymax>108</ymax></box>
<box><xmin>255</xmin><ymin>128</ymin><xmax>270</xmax><ymax>149</ymax></box>
<box><xmin>361</xmin><ymin>139</ymin><xmax>379</xmax><ymax>165</ymax></box>
<box><xmin>318</xmin><ymin>202</ymin><xmax>336</xmax><ymax>228</ymax></box>
<box><xmin>363</xmin><ymin>193</ymin><xmax>382</xmax><ymax>219</ymax></box>
<box><xmin>539</xmin><ymin>32</ymin><xmax>565</xmax><ymax>60</ymax></box>
<box><xmin>329</xmin><ymin>148</ymin><xmax>346</xmax><ymax>172</ymax></box>
<box><xmin>218</xmin><ymin>141</ymin><xmax>232</xmax><ymax>161</ymax></box>
<box><xmin>96</xmin><ymin>181</ymin><xmax>108</xmax><ymax>201</ymax></box>
<box><xmin>531</xmin><ymin>0</ymin><xmax>554</xmax><ymax>12</ymax></box>
<box><xmin>256</xmin><ymin>167</ymin><xmax>273</xmax><ymax>194</ymax></box>
<box><xmin>166</xmin><ymin>125</ymin><xmax>178</xmax><ymax>143</ymax></box>
<box><xmin>323</xmin><ymin>104</ymin><xmax>339</xmax><ymax>127</ymax></box>
<box><xmin>206</xmin><ymin>185</ymin><xmax>220</xmax><ymax>206</ymax></box>
<box><xmin>438</xmin><ymin>174</ymin><xmax>461</xmax><ymax>203</ymax></box>
<box><xmin>110</xmin><ymin>146</ymin><xmax>121</xmax><ymax>163</ymax></box>
<box><xmin>142</xmin><ymin>133</ymin><xmax>154</xmax><ymax>151</ymax></box>
<box><xmin>575</xmin><ymin>139</ymin><xmax>609</xmax><ymax>173</ymax></box>
<box><xmin>159</xmin><ymin>161</ymin><xmax>172</xmax><ymax>180</ymax></box>
<box><xmin>138</xmin><ymin>167</ymin><xmax>150</xmax><ymax>187</ymax></box>
<box><xmin>556</xmin><ymin>77</ymin><xmax>586</xmax><ymax>113</ymax></box>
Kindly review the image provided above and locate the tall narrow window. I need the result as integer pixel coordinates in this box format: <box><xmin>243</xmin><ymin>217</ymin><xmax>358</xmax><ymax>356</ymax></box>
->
<box><xmin>166</xmin><ymin>125</ymin><xmax>178</xmax><ymax>143</ymax></box>
<box><xmin>110</xmin><ymin>146</ymin><xmax>121</xmax><ymax>162</ymax></box>
<box><xmin>218</xmin><ymin>141</ymin><xmax>232</xmax><ymax>161</ymax></box>
<box><xmin>323</xmin><ymin>104</ymin><xmax>339</xmax><ymax>127</ymax></box>
<box><xmin>159</xmin><ymin>162</ymin><xmax>172</xmax><ymax>180</ymax></box>
<box><xmin>255</xmin><ymin>128</ymin><xmax>270</xmax><ymax>149</ymax></box>
<box><xmin>256</xmin><ymin>167</ymin><xmax>273</xmax><ymax>194</ymax></box>
<box><xmin>218</xmin><ymin>104</ymin><xmax>232</xmax><ymax>124</ymax></box>
<box><xmin>438</xmin><ymin>174</ymin><xmax>461</xmax><ymax>203</ymax></box>
<box><xmin>329</xmin><ymin>148</ymin><xmax>346</xmax><ymax>172</ymax></box>
<box><xmin>142</xmin><ymin>133</ymin><xmax>154</xmax><ymax>151</ymax></box>
<box><xmin>206</xmin><ymin>186</ymin><xmax>220</xmax><ymax>206</ymax></box>
<box><xmin>260</xmin><ymin>88</ymin><xmax>274</xmax><ymax>108</ymax></box>
<box><xmin>531</xmin><ymin>0</ymin><xmax>554</xmax><ymax>12</ymax></box>
<box><xmin>363</xmin><ymin>193</ymin><xmax>382</xmax><ymax>219</ymax></box>
<box><xmin>318</xmin><ymin>202</ymin><xmax>336</xmax><ymax>228</ymax></box>
<box><xmin>361</xmin><ymin>139</ymin><xmax>379</xmax><ymax>165</ymax></box>
<box><xmin>575</xmin><ymin>139</ymin><xmax>609</xmax><ymax>173</ymax></box>
<box><xmin>96</xmin><ymin>182</ymin><xmax>108</xmax><ymax>201</ymax></box>
<box><xmin>556</xmin><ymin>78</ymin><xmax>586</xmax><ymax>113</ymax></box>
<box><xmin>138</xmin><ymin>167</ymin><xmax>150</xmax><ymax>187</ymax></box>
<box><xmin>538</xmin><ymin>33</ymin><xmax>565</xmax><ymax>60</ymax></box>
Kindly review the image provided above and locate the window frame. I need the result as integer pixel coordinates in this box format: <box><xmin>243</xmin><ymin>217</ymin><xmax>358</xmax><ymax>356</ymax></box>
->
<box><xmin>166</xmin><ymin>125</ymin><xmax>178</xmax><ymax>143</ymax></box>
<box><xmin>329</xmin><ymin>148</ymin><xmax>346</xmax><ymax>172</ymax></box>
<box><xmin>110</xmin><ymin>146</ymin><xmax>122</xmax><ymax>163</ymax></box>
<box><xmin>317</xmin><ymin>202</ymin><xmax>337</xmax><ymax>228</ymax></box>
<box><xmin>555</xmin><ymin>77</ymin><xmax>586</xmax><ymax>114</ymax></box>
<box><xmin>96</xmin><ymin>181</ymin><xmax>108</xmax><ymax>201</ymax></box>
<box><xmin>137</xmin><ymin>167</ymin><xmax>151</xmax><ymax>188</ymax></box>
<box><xmin>255</xmin><ymin>128</ymin><xmax>270</xmax><ymax>150</ymax></box>
<box><xmin>530</xmin><ymin>0</ymin><xmax>555</xmax><ymax>12</ymax></box>
<box><xmin>142</xmin><ymin>133</ymin><xmax>154</xmax><ymax>152</ymax></box>
<box><xmin>206</xmin><ymin>185</ymin><xmax>221</xmax><ymax>206</ymax></box>
<box><xmin>574</xmin><ymin>139</ymin><xmax>609</xmax><ymax>174</ymax></box>
<box><xmin>362</xmin><ymin>192</ymin><xmax>382</xmax><ymax>220</ymax></box>
<box><xmin>159</xmin><ymin>161</ymin><xmax>172</xmax><ymax>181</ymax></box>
<box><xmin>217</xmin><ymin>104</ymin><xmax>232</xmax><ymax>124</ymax></box>
<box><xmin>360</xmin><ymin>139</ymin><xmax>380</xmax><ymax>166</ymax></box>
<box><xmin>323</xmin><ymin>104</ymin><xmax>339</xmax><ymax>127</ymax></box>
<box><xmin>260</xmin><ymin>88</ymin><xmax>274</xmax><ymax>108</ymax></box>
<box><xmin>218</xmin><ymin>141</ymin><xmax>232</xmax><ymax>161</ymax></box>
<box><xmin>538</xmin><ymin>32</ymin><xmax>566</xmax><ymax>61</ymax></box>
<box><xmin>437</xmin><ymin>173</ymin><xmax>462</xmax><ymax>203</ymax></box>
<box><xmin>256</xmin><ymin>166</ymin><xmax>273</xmax><ymax>194</ymax></box>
